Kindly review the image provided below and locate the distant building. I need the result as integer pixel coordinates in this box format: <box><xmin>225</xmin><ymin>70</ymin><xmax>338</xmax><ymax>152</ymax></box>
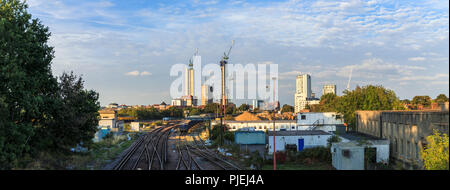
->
<box><xmin>130</xmin><ymin>122</ymin><xmax>141</xmax><ymax>132</ymax></box>
<box><xmin>322</xmin><ymin>84</ymin><xmax>336</xmax><ymax>95</ymax></box>
<box><xmin>106</xmin><ymin>103</ymin><xmax>118</xmax><ymax>109</ymax></box>
<box><xmin>252</xmin><ymin>99</ymin><xmax>264</xmax><ymax>110</ymax></box>
<box><xmin>294</xmin><ymin>74</ymin><xmax>319</xmax><ymax>112</ymax></box>
<box><xmin>98</xmin><ymin>109</ymin><xmax>123</xmax><ymax>132</ymax></box>
<box><xmin>201</xmin><ymin>84</ymin><xmax>213</xmax><ymax>106</ymax></box>
<box><xmin>268</xmin><ymin>130</ymin><xmax>332</xmax><ymax>154</ymax></box>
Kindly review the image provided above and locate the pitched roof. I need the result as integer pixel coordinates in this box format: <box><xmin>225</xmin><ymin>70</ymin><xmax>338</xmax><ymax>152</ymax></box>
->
<box><xmin>234</xmin><ymin>111</ymin><xmax>262</xmax><ymax>121</ymax></box>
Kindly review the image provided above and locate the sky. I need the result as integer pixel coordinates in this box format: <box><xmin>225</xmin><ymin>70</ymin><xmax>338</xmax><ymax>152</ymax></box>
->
<box><xmin>26</xmin><ymin>0</ymin><xmax>449</xmax><ymax>106</ymax></box>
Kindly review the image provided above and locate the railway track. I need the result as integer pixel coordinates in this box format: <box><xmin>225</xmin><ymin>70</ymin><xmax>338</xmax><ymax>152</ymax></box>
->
<box><xmin>182</xmin><ymin>134</ymin><xmax>242</xmax><ymax>170</ymax></box>
<box><xmin>114</xmin><ymin>122</ymin><xmax>177</xmax><ymax>170</ymax></box>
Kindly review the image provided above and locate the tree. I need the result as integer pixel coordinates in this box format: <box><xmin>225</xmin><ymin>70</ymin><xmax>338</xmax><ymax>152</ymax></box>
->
<box><xmin>280</xmin><ymin>104</ymin><xmax>294</xmax><ymax>113</ymax></box>
<box><xmin>334</xmin><ymin>85</ymin><xmax>403</xmax><ymax>128</ymax></box>
<box><xmin>1</xmin><ymin>0</ymin><xmax>58</xmax><ymax>169</ymax></box>
<box><xmin>238</xmin><ymin>104</ymin><xmax>250</xmax><ymax>112</ymax></box>
<box><xmin>189</xmin><ymin>108</ymin><xmax>201</xmax><ymax>116</ymax></box>
<box><xmin>420</xmin><ymin>130</ymin><xmax>449</xmax><ymax>170</ymax></box>
<box><xmin>204</xmin><ymin>103</ymin><xmax>219</xmax><ymax>113</ymax></box>
<box><xmin>319</xmin><ymin>93</ymin><xmax>338</xmax><ymax>112</ymax></box>
<box><xmin>226</xmin><ymin>103</ymin><xmax>236</xmax><ymax>114</ymax></box>
<box><xmin>32</xmin><ymin>72</ymin><xmax>100</xmax><ymax>151</ymax></box>
<box><xmin>435</xmin><ymin>94</ymin><xmax>449</xmax><ymax>104</ymax></box>
<box><xmin>1</xmin><ymin>1</ymin><xmax>101</xmax><ymax>168</ymax></box>
<box><xmin>412</xmin><ymin>96</ymin><xmax>432</xmax><ymax>107</ymax></box>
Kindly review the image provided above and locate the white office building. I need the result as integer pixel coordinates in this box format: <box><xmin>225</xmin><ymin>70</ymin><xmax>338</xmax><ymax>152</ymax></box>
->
<box><xmin>322</xmin><ymin>84</ymin><xmax>337</xmax><ymax>95</ymax></box>
<box><xmin>294</xmin><ymin>74</ymin><xmax>319</xmax><ymax>112</ymax></box>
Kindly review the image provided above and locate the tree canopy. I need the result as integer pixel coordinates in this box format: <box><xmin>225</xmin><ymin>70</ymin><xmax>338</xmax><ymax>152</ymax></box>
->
<box><xmin>435</xmin><ymin>94</ymin><xmax>449</xmax><ymax>104</ymax></box>
<box><xmin>0</xmin><ymin>0</ymin><xmax>100</xmax><ymax>169</ymax></box>
<box><xmin>280</xmin><ymin>104</ymin><xmax>294</xmax><ymax>113</ymax></box>
<box><xmin>412</xmin><ymin>96</ymin><xmax>432</xmax><ymax>107</ymax></box>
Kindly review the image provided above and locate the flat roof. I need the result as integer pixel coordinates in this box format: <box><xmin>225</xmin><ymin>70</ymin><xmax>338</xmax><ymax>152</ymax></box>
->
<box><xmin>268</xmin><ymin>130</ymin><xmax>331</xmax><ymax>136</ymax></box>
<box><xmin>225</xmin><ymin>120</ymin><xmax>297</xmax><ymax>123</ymax></box>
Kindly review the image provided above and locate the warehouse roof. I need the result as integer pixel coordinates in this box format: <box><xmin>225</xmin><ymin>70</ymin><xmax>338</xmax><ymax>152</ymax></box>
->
<box><xmin>268</xmin><ymin>130</ymin><xmax>331</xmax><ymax>136</ymax></box>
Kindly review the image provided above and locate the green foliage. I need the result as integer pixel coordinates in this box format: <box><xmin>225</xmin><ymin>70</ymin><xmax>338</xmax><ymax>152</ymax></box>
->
<box><xmin>210</xmin><ymin>124</ymin><xmax>234</xmax><ymax>145</ymax></box>
<box><xmin>319</xmin><ymin>93</ymin><xmax>338</xmax><ymax>112</ymax></box>
<box><xmin>435</xmin><ymin>94</ymin><xmax>449</xmax><ymax>104</ymax></box>
<box><xmin>327</xmin><ymin>135</ymin><xmax>342</xmax><ymax>147</ymax></box>
<box><xmin>316</xmin><ymin>85</ymin><xmax>404</xmax><ymax>128</ymax></box>
<box><xmin>188</xmin><ymin>108</ymin><xmax>202</xmax><ymax>116</ymax></box>
<box><xmin>280</xmin><ymin>104</ymin><xmax>294</xmax><ymax>113</ymax></box>
<box><xmin>32</xmin><ymin>72</ymin><xmax>100</xmax><ymax>151</ymax></box>
<box><xmin>204</xmin><ymin>103</ymin><xmax>219</xmax><ymax>113</ymax></box>
<box><xmin>118</xmin><ymin>106</ymin><xmax>184</xmax><ymax>120</ymax></box>
<box><xmin>0</xmin><ymin>1</ymin><xmax>100</xmax><ymax>169</ymax></box>
<box><xmin>0</xmin><ymin>0</ymin><xmax>57</xmax><ymax>169</ymax></box>
<box><xmin>238</xmin><ymin>104</ymin><xmax>250</xmax><ymax>112</ymax></box>
<box><xmin>226</xmin><ymin>103</ymin><xmax>236</xmax><ymax>114</ymax></box>
<box><xmin>412</xmin><ymin>96</ymin><xmax>432</xmax><ymax>107</ymax></box>
<box><xmin>420</xmin><ymin>130</ymin><xmax>449</xmax><ymax>170</ymax></box>
<box><xmin>296</xmin><ymin>147</ymin><xmax>332</xmax><ymax>163</ymax></box>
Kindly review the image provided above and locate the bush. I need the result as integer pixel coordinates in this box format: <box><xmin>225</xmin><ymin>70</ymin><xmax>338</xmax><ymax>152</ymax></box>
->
<box><xmin>296</xmin><ymin>147</ymin><xmax>332</xmax><ymax>164</ymax></box>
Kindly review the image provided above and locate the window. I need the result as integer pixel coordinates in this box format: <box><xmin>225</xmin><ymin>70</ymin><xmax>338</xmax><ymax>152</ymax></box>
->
<box><xmin>301</xmin><ymin>115</ymin><xmax>306</xmax><ymax>120</ymax></box>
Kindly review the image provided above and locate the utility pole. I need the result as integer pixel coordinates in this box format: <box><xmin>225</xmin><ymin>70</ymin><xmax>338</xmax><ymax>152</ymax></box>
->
<box><xmin>272</xmin><ymin>76</ymin><xmax>277</xmax><ymax>170</ymax></box>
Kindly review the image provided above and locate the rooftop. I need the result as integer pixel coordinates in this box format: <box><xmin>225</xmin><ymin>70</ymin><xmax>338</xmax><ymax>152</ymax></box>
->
<box><xmin>268</xmin><ymin>130</ymin><xmax>331</xmax><ymax>136</ymax></box>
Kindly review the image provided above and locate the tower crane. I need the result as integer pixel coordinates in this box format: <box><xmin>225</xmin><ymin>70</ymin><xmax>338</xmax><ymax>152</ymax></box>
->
<box><xmin>346</xmin><ymin>66</ymin><xmax>353</xmax><ymax>91</ymax></box>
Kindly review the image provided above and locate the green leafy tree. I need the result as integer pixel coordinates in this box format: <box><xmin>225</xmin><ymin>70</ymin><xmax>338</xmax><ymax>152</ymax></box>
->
<box><xmin>420</xmin><ymin>130</ymin><xmax>449</xmax><ymax>170</ymax></box>
<box><xmin>1</xmin><ymin>1</ymin><xmax>101</xmax><ymax>168</ymax></box>
<box><xmin>319</xmin><ymin>93</ymin><xmax>338</xmax><ymax>112</ymax></box>
<box><xmin>334</xmin><ymin>85</ymin><xmax>403</xmax><ymax>129</ymax></box>
<box><xmin>33</xmin><ymin>72</ymin><xmax>100</xmax><ymax>151</ymax></box>
<box><xmin>0</xmin><ymin>0</ymin><xmax>59</xmax><ymax>169</ymax></box>
<box><xmin>238</xmin><ymin>103</ymin><xmax>250</xmax><ymax>112</ymax></box>
<box><xmin>189</xmin><ymin>108</ymin><xmax>201</xmax><ymax>116</ymax></box>
<box><xmin>435</xmin><ymin>94</ymin><xmax>449</xmax><ymax>104</ymax></box>
<box><xmin>204</xmin><ymin>103</ymin><xmax>219</xmax><ymax>113</ymax></box>
<box><xmin>280</xmin><ymin>104</ymin><xmax>294</xmax><ymax>113</ymax></box>
<box><xmin>226</xmin><ymin>103</ymin><xmax>236</xmax><ymax>114</ymax></box>
<box><xmin>412</xmin><ymin>96</ymin><xmax>432</xmax><ymax>107</ymax></box>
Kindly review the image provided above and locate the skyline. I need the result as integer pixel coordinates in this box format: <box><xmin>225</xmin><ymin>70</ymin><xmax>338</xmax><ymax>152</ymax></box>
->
<box><xmin>26</xmin><ymin>0</ymin><xmax>449</xmax><ymax>106</ymax></box>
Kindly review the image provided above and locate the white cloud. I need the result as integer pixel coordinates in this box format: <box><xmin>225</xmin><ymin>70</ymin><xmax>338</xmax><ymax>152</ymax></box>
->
<box><xmin>125</xmin><ymin>71</ymin><xmax>140</xmax><ymax>76</ymax></box>
<box><xmin>140</xmin><ymin>71</ymin><xmax>152</xmax><ymax>76</ymax></box>
<box><xmin>125</xmin><ymin>71</ymin><xmax>152</xmax><ymax>76</ymax></box>
<box><xmin>408</xmin><ymin>57</ymin><xmax>426</xmax><ymax>61</ymax></box>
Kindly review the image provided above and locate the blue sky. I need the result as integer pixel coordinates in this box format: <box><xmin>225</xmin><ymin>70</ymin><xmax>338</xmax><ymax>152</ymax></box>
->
<box><xmin>26</xmin><ymin>0</ymin><xmax>449</xmax><ymax>106</ymax></box>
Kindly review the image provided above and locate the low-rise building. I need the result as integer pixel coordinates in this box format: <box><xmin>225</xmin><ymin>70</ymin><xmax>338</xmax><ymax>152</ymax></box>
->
<box><xmin>98</xmin><ymin>109</ymin><xmax>123</xmax><ymax>132</ymax></box>
<box><xmin>331</xmin><ymin>140</ymin><xmax>390</xmax><ymax>170</ymax></box>
<box><xmin>235</xmin><ymin>131</ymin><xmax>266</xmax><ymax>145</ymax></box>
<box><xmin>297</xmin><ymin>112</ymin><xmax>345</xmax><ymax>132</ymax></box>
<box><xmin>355</xmin><ymin>110</ymin><xmax>449</xmax><ymax>169</ymax></box>
<box><xmin>268</xmin><ymin>130</ymin><xmax>332</xmax><ymax>154</ymax></box>
<box><xmin>130</xmin><ymin>122</ymin><xmax>141</xmax><ymax>132</ymax></box>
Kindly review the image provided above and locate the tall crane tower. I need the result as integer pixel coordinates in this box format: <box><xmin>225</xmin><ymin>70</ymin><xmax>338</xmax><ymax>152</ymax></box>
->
<box><xmin>220</xmin><ymin>40</ymin><xmax>234</xmax><ymax>106</ymax></box>
<box><xmin>346</xmin><ymin>66</ymin><xmax>353</xmax><ymax>91</ymax></box>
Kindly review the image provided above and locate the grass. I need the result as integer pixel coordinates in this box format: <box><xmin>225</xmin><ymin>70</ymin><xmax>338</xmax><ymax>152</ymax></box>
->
<box><xmin>22</xmin><ymin>133</ymin><xmax>137</xmax><ymax>170</ymax></box>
